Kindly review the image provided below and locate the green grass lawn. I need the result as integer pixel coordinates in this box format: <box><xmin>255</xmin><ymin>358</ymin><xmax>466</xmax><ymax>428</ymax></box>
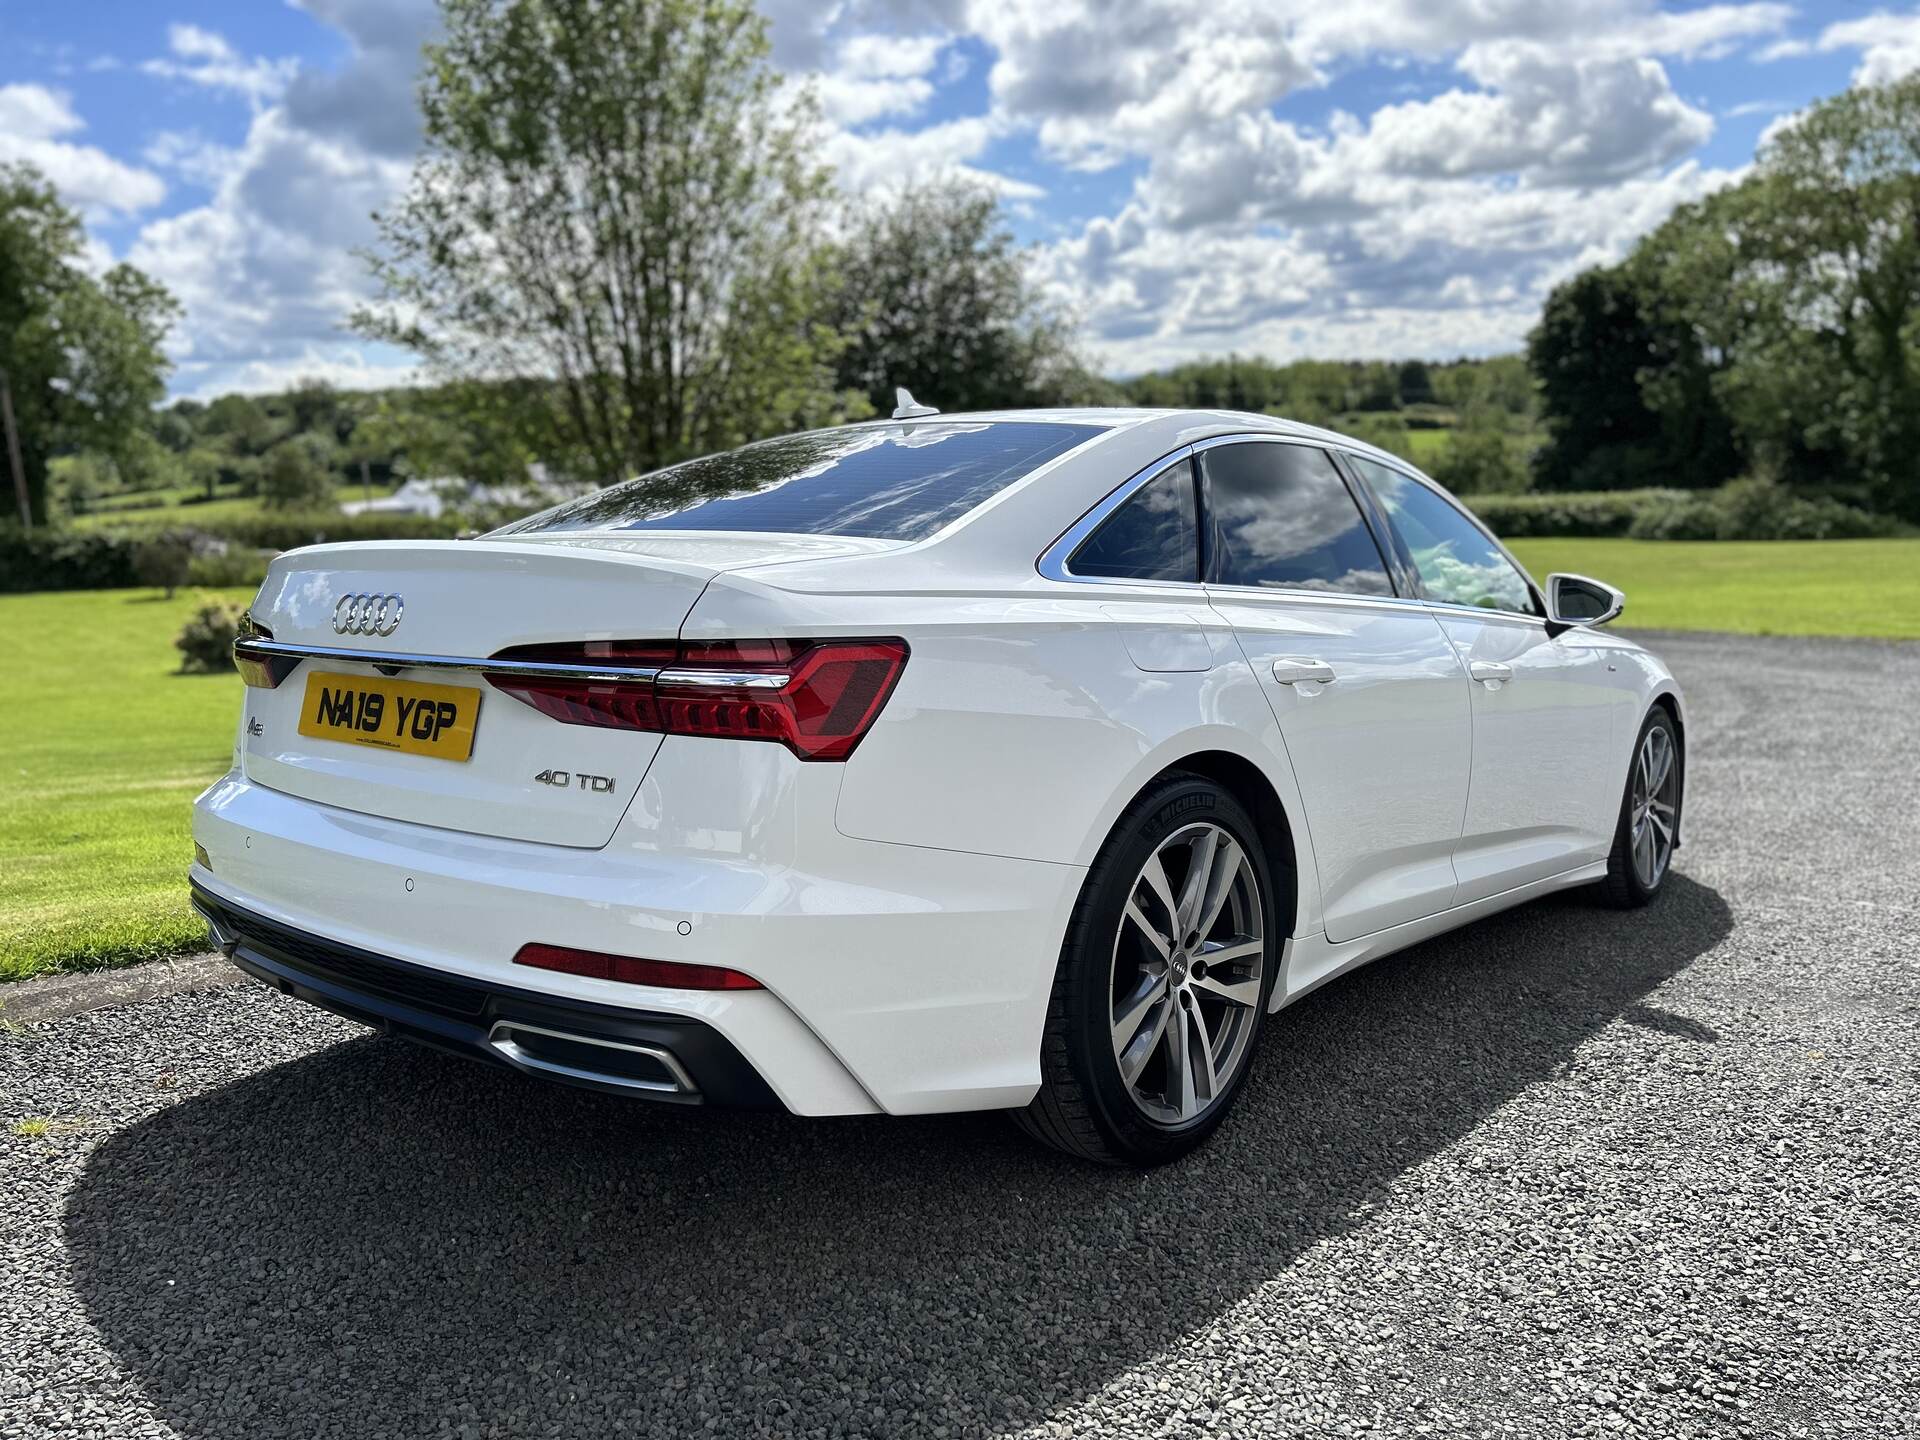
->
<box><xmin>1507</xmin><ymin>537</ymin><xmax>1920</xmax><ymax>640</ymax></box>
<box><xmin>0</xmin><ymin>588</ymin><xmax>249</xmax><ymax>982</ymax></box>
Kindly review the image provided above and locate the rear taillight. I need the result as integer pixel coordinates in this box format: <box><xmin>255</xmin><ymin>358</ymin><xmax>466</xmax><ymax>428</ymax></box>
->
<box><xmin>485</xmin><ymin>637</ymin><xmax>908</xmax><ymax>762</ymax></box>
<box><xmin>234</xmin><ymin>614</ymin><xmax>299</xmax><ymax>689</ymax></box>
<box><xmin>513</xmin><ymin>942</ymin><xmax>761</xmax><ymax>991</ymax></box>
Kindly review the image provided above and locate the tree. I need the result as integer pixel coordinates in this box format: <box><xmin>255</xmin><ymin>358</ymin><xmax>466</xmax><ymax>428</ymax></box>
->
<box><xmin>355</xmin><ymin>379</ymin><xmax>547</xmax><ymax>491</ymax></box>
<box><xmin>48</xmin><ymin>453</ymin><xmax>114</xmax><ymax>517</ymax></box>
<box><xmin>1527</xmin><ymin>264</ymin><xmax>1738</xmax><ymax>492</ymax></box>
<box><xmin>1431</xmin><ymin>426</ymin><xmax>1526</xmax><ymax>495</ymax></box>
<box><xmin>1638</xmin><ymin>76</ymin><xmax>1920</xmax><ymax>518</ymax></box>
<box><xmin>133</xmin><ymin>533</ymin><xmax>193</xmax><ymax>599</ymax></box>
<box><xmin>184</xmin><ymin>445</ymin><xmax>227</xmax><ymax>503</ymax></box>
<box><xmin>202</xmin><ymin>393</ymin><xmax>279</xmax><ymax>456</ymax></box>
<box><xmin>356</xmin><ymin>0</ymin><xmax>859</xmax><ymax>485</ymax></box>
<box><xmin>259</xmin><ymin>435</ymin><xmax>340</xmax><ymax>510</ymax></box>
<box><xmin>0</xmin><ymin>162</ymin><xmax>178</xmax><ymax>525</ymax></box>
<box><xmin>1396</xmin><ymin>359</ymin><xmax>1436</xmax><ymax>406</ymax></box>
<box><xmin>1431</xmin><ymin>355</ymin><xmax>1533</xmax><ymax>420</ymax></box>
<box><xmin>827</xmin><ymin>182</ymin><xmax>1094</xmax><ymax>413</ymax></box>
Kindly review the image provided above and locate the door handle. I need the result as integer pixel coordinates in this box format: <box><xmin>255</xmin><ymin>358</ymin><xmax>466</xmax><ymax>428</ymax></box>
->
<box><xmin>1469</xmin><ymin>661</ymin><xmax>1514</xmax><ymax>684</ymax></box>
<box><xmin>1272</xmin><ymin>657</ymin><xmax>1337</xmax><ymax>686</ymax></box>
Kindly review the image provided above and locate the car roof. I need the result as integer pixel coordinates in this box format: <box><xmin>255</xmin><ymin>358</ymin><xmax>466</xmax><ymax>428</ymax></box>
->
<box><xmin>840</xmin><ymin>407</ymin><xmax>1426</xmax><ymax>481</ymax></box>
<box><xmin>848</xmin><ymin>408</ymin><xmax>1436</xmax><ymax>487</ymax></box>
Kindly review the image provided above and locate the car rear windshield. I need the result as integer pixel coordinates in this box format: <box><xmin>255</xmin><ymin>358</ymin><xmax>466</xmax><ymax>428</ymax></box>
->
<box><xmin>491</xmin><ymin>421</ymin><xmax>1104</xmax><ymax>542</ymax></box>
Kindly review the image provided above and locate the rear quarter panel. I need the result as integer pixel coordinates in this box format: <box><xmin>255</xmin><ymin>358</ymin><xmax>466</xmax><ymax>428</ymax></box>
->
<box><xmin>682</xmin><ymin>575</ymin><xmax>1328</xmax><ymax>936</ymax></box>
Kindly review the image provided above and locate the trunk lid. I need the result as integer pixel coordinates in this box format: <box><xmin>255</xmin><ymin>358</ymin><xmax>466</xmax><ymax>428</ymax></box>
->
<box><xmin>241</xmin><ymin>534</ymin><xmax>894</xmax><ymax>847</ymax></box>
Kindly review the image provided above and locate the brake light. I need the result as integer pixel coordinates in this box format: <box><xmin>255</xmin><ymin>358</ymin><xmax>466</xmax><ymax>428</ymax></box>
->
<box><xmin>234</xmin><ymin>614</ymin><xmax>300</xmax><ymax>689</ymax></box>
<box><xmin>485</xmin><ymin>637</ymin><xmax>908</xmax><ymax>761</ymax></box>
<box><xmin>513</xmin><ymin>942</ymin><xmax>761</xmax><ymax>991</ymax></box>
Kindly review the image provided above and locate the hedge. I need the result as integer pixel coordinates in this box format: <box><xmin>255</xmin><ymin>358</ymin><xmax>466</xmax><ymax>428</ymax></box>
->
<box><xmin>179</xmin><ymin>509</ymin><xmax>466</xmax><ymax>550</ymax></box>
<box><xmin>1458</xmin><ymin>483</ymin><xmax>1896</xmax><ymax>542</ymax></box>
<box><xmin>2</xmin><ymin>509</ymin><xmax>464</xmax><ymax>593</ymax></box>
<box><xmin>0</xmin><ymin>528</ymin><xmax>141</xmax><ymax>592</ymax></box>
<box><xmin>1454</xmin><ymin>489</ymin><xmax>1689</xmax><ymax>538</ymax></box>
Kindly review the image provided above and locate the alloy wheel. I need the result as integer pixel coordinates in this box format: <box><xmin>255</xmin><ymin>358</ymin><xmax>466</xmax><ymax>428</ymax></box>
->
<box><xmin>1630</xmin><ymin>724</ymin><xmax>1678</xmax><ymax>889</ymax></box>
<box><xmin>1108</xmin><ymin>821</ymin><xmax>1265</xmax><ymax>1126</ymax></box>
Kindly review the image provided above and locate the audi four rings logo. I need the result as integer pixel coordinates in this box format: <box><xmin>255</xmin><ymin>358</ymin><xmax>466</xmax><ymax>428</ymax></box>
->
<box><xmin>332</xmin><ymin>593</ymin><xmax>404</xmax><ymax>637</ymax></box>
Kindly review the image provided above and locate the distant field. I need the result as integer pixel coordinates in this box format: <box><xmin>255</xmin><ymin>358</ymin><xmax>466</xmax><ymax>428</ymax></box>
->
<box><xmin>1507</xmin><ymin>537</ymin><xmax>1920</xmax><ymax>640</ymax></box>
<box><xmin>0</xmin><ymin>588</ymin><xmax>248</xmax><ymax>981</ymax></box>
<box><xmin>70</xmin><ymin>481</ymin><xmax>396</xmax><ymax>533</ymax></box>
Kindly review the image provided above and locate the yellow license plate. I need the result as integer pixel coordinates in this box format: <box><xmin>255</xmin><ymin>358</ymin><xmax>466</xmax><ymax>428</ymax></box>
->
<box><xmin>297</xmin><ymin>672</ymin><xmax>481</xmax><ymax>762</ymax></box>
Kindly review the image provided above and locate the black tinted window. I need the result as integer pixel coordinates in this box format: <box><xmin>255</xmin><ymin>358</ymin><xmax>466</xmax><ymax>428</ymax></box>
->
<box><xmin>493</xmin><ymin>421</ymin><xmax>1101</xmax><ymax>542</ymax></box>
<box><xmin>1352</xmin><ymin>459</ymin><xmax>1536</xmax><ymax>614</ymax></box>
<box><xmin>1202</xmin><ymin>444</ymin><xmax>1393</xmax><ymax>595</ymax></box>
<box><xmin>1069</xmin><ymin>459</ymin><xmax>1197</xmax><ymax>581</ymax></box>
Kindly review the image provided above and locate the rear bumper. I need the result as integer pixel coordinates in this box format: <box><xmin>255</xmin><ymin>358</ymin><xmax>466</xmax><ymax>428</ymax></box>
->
<box><xmin>191</xmin><ymin>884</ymin><xmax>777</xmax><ymax>1107</ymax></box>
<box><xmin>190</xmin><ymin>763</ymin><xmax>1085</xmax><ymax>1115</ymax></box>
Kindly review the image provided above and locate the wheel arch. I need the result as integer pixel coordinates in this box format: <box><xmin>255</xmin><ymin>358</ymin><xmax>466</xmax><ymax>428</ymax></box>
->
<box><xmin>1647</xmin><ymin>686</ymin><xmax>1687</xmax><ymax>848</ymax></box>
<box><xmin>1133</xmin><ymin>748</ymin><xmax>1303</xmax><ymax>941</ymax></box>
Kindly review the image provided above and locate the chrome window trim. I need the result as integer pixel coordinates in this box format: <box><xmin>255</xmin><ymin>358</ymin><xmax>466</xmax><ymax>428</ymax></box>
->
<box><xmin>1420</xmin><ymin>599</ymin><xmax>1549</xmax><ymax>628</ymax></box>
<box><xmin>1036</xmin><ymin>444</ymin><xmax>1199</xmax><ymax>586</ymax></box>
<box><xmin>1189</xmin><ymin>433</ymin><xmax>1326</xmax><ymax>457</ymax></box>
<box><xmin>1036</xmin><ymin>431</ymin><xmax>1408</xmax><ymax>600</ymax></box>
<box><xmin>1335</xmin><ymin>449</ymin><xmax>1547</xmax><ymax>622</ymax></box>
<box><xmin>232</xmin><ymin>636</ymin><xmax>665</xmax><ymax>684</ymax></box>
<box><xmin>1199</xmin><ymin>581</ymin><xmax>1433</xmax><ymax>615</ymax></box>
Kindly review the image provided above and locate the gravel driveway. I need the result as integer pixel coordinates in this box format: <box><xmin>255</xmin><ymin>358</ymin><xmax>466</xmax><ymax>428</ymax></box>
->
<box><xmin>3</xmin><ymin>630</ymin><xmax>1916</xmax><ymax>1439</ymax></box>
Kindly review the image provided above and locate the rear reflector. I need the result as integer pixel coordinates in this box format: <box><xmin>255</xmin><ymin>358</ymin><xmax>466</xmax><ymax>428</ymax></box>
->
<box><xmin>513</xmin><ymin>942</ymin><xmax>762</xmax><ymax>991</ymax></box>
<box><xmin>485</xmin><ymin>637</ymin><xmax>908</xmax><ymax>761</ymax></box>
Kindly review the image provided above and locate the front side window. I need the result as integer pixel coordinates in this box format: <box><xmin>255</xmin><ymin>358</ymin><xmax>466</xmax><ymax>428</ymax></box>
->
<box><xmin>493</xmin><ymin>421</ymin><xmax>1102</xmax><ymax>543</ymax></box>
<box><xmin>1069</xmin><ymin>459</ymin><xmax>1198</xmax><ymax>581</ymax></box>
<box><xmin>1352</xmin><ymin>458</ymin><xmax>1537</xmax><ymax>614</ymax></box>
<box><xmin>1200</xmin><ymin>443</ymin><xmax>1393</xmax><ymax>596</ymax></box>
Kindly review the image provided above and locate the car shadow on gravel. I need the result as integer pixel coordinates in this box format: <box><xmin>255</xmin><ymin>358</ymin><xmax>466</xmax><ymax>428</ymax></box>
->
<box><xmin>65</xmin><ymin>874</ymin><xmax>1730</xmax><ymax>1437</ymax></box>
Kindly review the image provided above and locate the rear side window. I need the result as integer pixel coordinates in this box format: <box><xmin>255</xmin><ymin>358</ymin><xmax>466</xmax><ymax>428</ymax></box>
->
<box><xmin>491</xmin><ymin>421</ymin><xmax>1101</xmax><ymax>542</ymax></box>
<box><xmin>1068</xmin><ymin>459</ymin><xmax>1198</xmax><ymax>581</ymax></box>
<box><xmin>1352</xmin><ymin>458</ymin><xmax>1538</xmax><ymax>615</ymax></box>
<box><xmin>1201</xmin><ymin>443</ymin><xmax>1394</xmax><ymax>596</ymax></box>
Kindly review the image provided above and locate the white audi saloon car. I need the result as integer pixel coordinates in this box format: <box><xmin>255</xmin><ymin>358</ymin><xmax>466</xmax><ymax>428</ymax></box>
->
<box><xmin>191</xmin><ymin>406</ymin><xmax>1685</xmax><ymax>1165</ymax></box>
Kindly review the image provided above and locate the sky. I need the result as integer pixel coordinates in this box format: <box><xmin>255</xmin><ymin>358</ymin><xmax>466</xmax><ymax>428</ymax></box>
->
<box><xmin>1</xmin><ymin>1</ymin><xmax>1910</xmax><ymax>400</ymax></box>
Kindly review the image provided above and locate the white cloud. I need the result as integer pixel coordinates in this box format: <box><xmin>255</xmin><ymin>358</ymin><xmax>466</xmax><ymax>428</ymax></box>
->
<box><xmin>970</xmin><ymin>0</ymin><xmax>1317</xmax><ymax>171</ymax></box>
<box><xmin>822</xmin><ymin>114</ymin><xmax>1042</xmax><ymax>199</ymax></box>
<box><xmin>142</xmin><ymin>131</ymin><xmax>242</xmax><ymax>191</ymax></box>
<box><xmin>1814</xmin><ymin>11</ymin><xmax>1920</xmax><ymax>86</ymax></box>
<box><xmin>128</xmin><ymin>106</ymin><xmax>411</xmax><ymax>392</ymax></box>
<box><xmin>0</xmin><ymin>82</ymin><xmax>83</xmax><ymax>137</ymax></box>
<box><xmin>1042</xmin><ymin>145</ymin><xmax>1744</xmax><ymax>371</ymax></box>
<box><xmin>812</xmin><ymin>33</ymin><xmax>948</xmax><ymax>125</ymax></box>
<box><xmin>1290</xmin><ymin>0</ymin><xmax>1789</xmax><ymax>65</ymax></box>
<box><xmin>140</xmin><ymin>24</ymin><xmax>300</xmax><ymax>108</ymax></box>
<box><xmin>1363</xmin><ymin>44</ymin><xmax>1714</xmax><ymax>184</ymax></box>
<box><xmin>282</xmin><ymin>0</ymin><xmax>439</xmax><ymax>156</ymax></box>
<box><xmin>0</xmin><ymin>83</ymin><xmax>165</xmax><ymax>215</ymax></box>
<box><xmin>126</xmin><ymin>7</ymin><xmax>416</xmax><ymax>397</ymax></box>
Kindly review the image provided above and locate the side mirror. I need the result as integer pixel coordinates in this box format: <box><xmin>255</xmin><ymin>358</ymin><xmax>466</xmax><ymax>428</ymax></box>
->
<box><xmin>1545</xmin><ymin>573</ymin><xmax>1625</xmax><ymax>636</ymax></box>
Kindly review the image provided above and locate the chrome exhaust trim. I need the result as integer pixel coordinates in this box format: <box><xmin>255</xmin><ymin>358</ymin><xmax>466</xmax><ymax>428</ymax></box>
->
<box><xmin>484</xmin><ymin>1020</ymin><xmax>699</xmax><ymax>1097</ymax></box>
